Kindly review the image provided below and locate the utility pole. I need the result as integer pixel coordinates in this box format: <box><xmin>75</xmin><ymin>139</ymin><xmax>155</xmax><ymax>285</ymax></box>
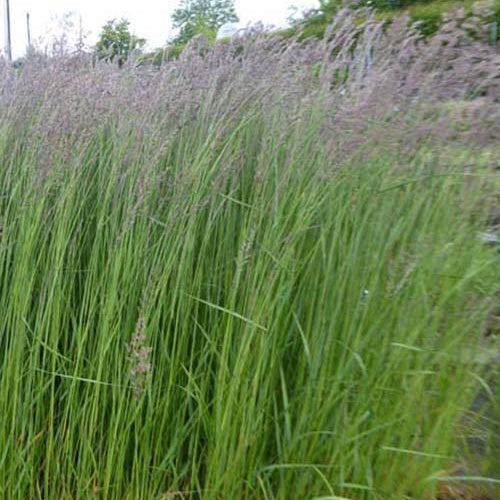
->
<box><xmin>26</xmin><ymin>12</ymin><xmax>32</xmax><ymax>50</ymax></box>
<box><xmin>3</xmin><ymin>0</ymin><xmax>12</xmax><ymax>62</ymax></box>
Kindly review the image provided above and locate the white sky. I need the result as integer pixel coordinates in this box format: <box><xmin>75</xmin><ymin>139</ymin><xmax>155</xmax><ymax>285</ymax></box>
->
<box><xmin>0</xmin><ymin>0</ymin><xmax>319</xmax><ymax>59</ymax></box>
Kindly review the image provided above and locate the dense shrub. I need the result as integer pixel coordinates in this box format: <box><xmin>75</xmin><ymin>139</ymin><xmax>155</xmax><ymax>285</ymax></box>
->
<box><xmin>366</xmin><ymin>0</ymin><xmax>436</xmax><ymax>8</ymax></box>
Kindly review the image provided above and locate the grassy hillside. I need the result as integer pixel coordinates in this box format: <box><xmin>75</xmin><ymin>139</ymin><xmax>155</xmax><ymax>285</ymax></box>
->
<box><xmin>376</xmin><ymin>0</ymin><xmax>500</xmax><ymax>36</ymax></box>
<box><xmin>292</xmin><ymin>0</ymin><xmax>500</xmax><ymax>39</ymax></box>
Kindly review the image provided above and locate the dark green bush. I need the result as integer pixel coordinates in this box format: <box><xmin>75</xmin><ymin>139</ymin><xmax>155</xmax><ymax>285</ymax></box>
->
<box><xmin>367</xmin><ymin>0</ymin><xmax>436</xmax><ymax>9</ymax></box>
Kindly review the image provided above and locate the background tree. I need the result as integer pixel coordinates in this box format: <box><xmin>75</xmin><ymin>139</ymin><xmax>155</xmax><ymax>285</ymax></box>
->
<box><xmin>171</xmin><ymin>0</ymin><xmax>239</xmax><ymax>45</ymax></box>
<box><xmin>96</xmin><ymin>19</ymin><xmax>146</xmax><ymax>66</ymax></box>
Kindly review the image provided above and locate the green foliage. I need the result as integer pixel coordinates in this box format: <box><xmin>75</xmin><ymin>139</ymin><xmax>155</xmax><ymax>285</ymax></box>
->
<box><xmin>139</xmin><ymin>44</ymin><xmax>188</xmax><ymax>66</ymax></box>
<box><xmin>294</xmin><ymin>0</ymin><xmax>500</xmax><ymax>40</ymax></box>
<box><xmin>171</xmin><ymin>0</ymin><xmax>239</xmax><ymax>45</ymax></box>
<box><xmin>363</xmin><ymin>0</ymin><xmax>436</xmax><ymax>8</ymax></box>
<box><xmin>289</xmin><ymin>0</ymin><xmax>341</xmax><ymax>39</ymax></box>
<box><xmin>493</xmin><ymin>376</ymin><xmax>500</xmax><ymax>483</ymax></box>
<box><xmin>403</xmin><ymin>1</ymin><xmax>445</xmax><ymax>36</ymax></box>
<box><xmin>394</xmin><ymin>0</ymin><xmax>500</xmax><ymax>38</ymax></box>
<box><xmin>96</xmin><ymin>19</ymin><xmax>146</xmax><ymax>65</ymax></box>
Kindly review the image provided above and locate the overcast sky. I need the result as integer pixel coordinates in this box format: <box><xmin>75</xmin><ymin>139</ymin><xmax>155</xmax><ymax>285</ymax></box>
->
<box><xmin>0</xmin><ymin>0</ymin><xmax>319</xmax><ymax>59</ymax></box>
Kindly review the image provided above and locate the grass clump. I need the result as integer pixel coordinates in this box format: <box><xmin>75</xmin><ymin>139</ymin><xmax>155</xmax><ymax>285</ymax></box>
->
<box><xmin>0</xmin><ymin>10</ymin><xmax>499</xmax><ymax>499</ymax></box>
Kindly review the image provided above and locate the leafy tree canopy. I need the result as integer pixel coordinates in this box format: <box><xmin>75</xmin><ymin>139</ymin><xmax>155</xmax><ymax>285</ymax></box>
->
<box><xmin>96</xmin><ymin>19</ymin><xmax>146</xmax><ymax>65</ymax></box>
<box><xmin>171</xmin><ymin>0</ymin><xmax>239</xmax><ymax>45</ymax></box>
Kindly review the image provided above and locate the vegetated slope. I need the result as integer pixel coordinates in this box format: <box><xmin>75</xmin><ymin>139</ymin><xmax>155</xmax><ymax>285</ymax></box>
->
<box><xmin>291</xmin><ymin>0</ymin><xmax>500</xmax><ymax>40</ymax></box>
<box><xmin>0</xmin><ymin>7</ymin><xmax>499</xmax><ymax>499</ymax></box>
